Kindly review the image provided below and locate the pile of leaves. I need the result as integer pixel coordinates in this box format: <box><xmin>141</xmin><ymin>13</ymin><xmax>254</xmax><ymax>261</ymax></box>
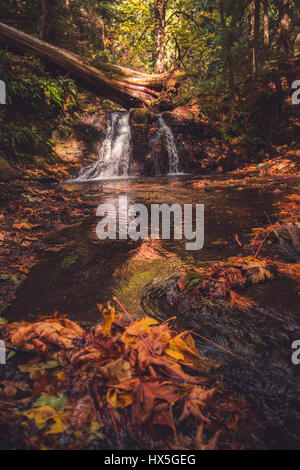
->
<box><xmin>231</xmin><ymin>156</ymin><xmax>300</xmax><ymax>177</ymax></box>
<box><xmin>177</xmin><ymin>257</ymin><xmax>276</xmax><ymax>309</ymax></box>
<box><xmin>0</xmin><ymin>302</ymin><xmax>251</xmax><ymax>450</ymax></box>
<box><xmin>249</xmin><ymin>194</ymin><xmax>300</xmax><ymax>260</ymax></box>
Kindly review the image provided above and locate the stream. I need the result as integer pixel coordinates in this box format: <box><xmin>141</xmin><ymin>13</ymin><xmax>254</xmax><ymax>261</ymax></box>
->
<box><xmin>3</xmin><ymin>174</ymin><xmax>300</xmax><ymax>449</ymax></box>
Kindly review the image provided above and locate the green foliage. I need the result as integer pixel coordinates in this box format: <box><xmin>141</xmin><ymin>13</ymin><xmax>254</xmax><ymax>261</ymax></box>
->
<box><xmin>102</xmin><ymin>99</ymin><xmax>122</xmax><ymax>111</ymax></box>
<box><xmin>0</xmin><ymin>50</ymin><xmax>78</xmax><ymax>111</ymax></box>
<box><xmin>0</xmin><ymin>125</ymin><xmax>51</xmax><ymax>156</ymax></box>
<box><xmin>33</xmin><ymin>394</ymin><xmax>67</xmax><ymax>411</ymax></box>
<box><xmin>40</xmin><ymin>78</ymin><xmax>78</xmax><ymax>109</ymax></box>
<box><xmin>1</xmin><ymin>0</ymin><xmax>298</xmax><ymax>98</ymax></box>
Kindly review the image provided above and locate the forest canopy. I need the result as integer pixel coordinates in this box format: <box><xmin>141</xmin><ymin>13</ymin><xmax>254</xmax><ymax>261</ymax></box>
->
<box><xmin>1</xmin><ymin>0</ymin><xmax>299</xmax><ymax>89</ymax></box>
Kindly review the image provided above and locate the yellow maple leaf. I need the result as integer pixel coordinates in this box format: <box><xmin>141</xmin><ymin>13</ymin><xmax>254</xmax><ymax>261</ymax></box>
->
<box><xmin>22</xmin><ymin>406</ymin><xmax>68</xmax><ymax>435</ymax></box>
<box><xmin>165</xmin><ymin>334</ymin><xmax>199</xmax><ymax>364</ymax></box>
<box><xmin>120</xmin><ymin>317</ymin><xmax>159</xmax><ymax>347</ymax></box>
<box><xmin>106</xmin><ymin>389</ymin><xmax>133</xmax><ymax>409</ymax></box>
<box><xmin>99</xmin><ymin>302</ymin><xmax>116</xmax><ymax>336</ymax></box>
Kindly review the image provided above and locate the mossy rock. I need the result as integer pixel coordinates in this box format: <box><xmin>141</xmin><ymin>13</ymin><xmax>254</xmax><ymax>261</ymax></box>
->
<box><xmin>130</xmin><ymin>108</ymin><xmax>155</xmax><ymax>125</ymax></box>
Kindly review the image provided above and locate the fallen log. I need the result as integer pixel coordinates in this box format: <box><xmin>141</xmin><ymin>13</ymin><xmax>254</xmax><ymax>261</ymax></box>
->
<box><xmin>93</xmin><ymin>62</ymin><xmax>169</xmax><ymax>89</ymax></box>
<box><xmin>0</xmin><ymin>22</ymin><xmax>162</xmax><ymax>108</ymax></box>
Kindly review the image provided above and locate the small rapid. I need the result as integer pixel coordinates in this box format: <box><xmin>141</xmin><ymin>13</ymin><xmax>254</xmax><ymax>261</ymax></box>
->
<box><xmin>76</xmin><ymin>111</ymin><xmax>132</xmax><ymax>180</ymax></box>
<box><xmin>156</xmin><ymin>114</ymin><xmax>180</xmax><ymax>174</ymax></box>
<box><xmin>75</xmin><ymin>110</ymin><xmax>181</xmax><ymax>180</ymax></box>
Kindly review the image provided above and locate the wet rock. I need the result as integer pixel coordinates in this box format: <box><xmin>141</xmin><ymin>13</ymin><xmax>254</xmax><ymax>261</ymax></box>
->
<box><xmin>129</xmin><ymin>107</ymin><xmax>232</xmax><ymax>176</ymax></box>
<box><xmin>53</xmin><ymin>114</ymin><xmax>107</xmax><ymax>166</ymax></box>
<box><xmin>129</xmin><ymin>109</ymin><xmax>156</xmax><ymax>176</ymax></box>
<box><xmin>161</xmin><ymin>110</ymin><xmax>232</xmax><ymax>174</ymax></box>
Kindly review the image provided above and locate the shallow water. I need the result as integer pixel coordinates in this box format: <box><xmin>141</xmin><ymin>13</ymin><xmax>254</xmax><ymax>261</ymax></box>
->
<box><xmin>4</xmin><ymin>175</ymin><xmax>300</xmax><ymax>449</ymax></box>
<box><xmin>6</xmin><ymin>175</ymin><xmax>296</xmax><ymax>322</ymax></box>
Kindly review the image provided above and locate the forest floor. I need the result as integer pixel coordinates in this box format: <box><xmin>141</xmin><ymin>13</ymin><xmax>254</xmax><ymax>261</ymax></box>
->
<box><xmin>1</xmin><ymin>160</ymin><xmax>300</xmax><ymax>449</ymax></box>
<box><xmin>0</xmin><ymin>54</ymin><xmax>299</xmax><ymax>449</ymax></box>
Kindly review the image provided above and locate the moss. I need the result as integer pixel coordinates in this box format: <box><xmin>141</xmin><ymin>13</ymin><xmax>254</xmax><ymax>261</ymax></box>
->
<box><xmin>174</xmin><ymin>71</ymin><xmax>187</xmax><ymax>81</ymax></box>
<box><xmin>102</xmin><ymin>99</ymin><xmax>121</xmax><ymax>111</ymax></box>
<box><xmin>130</xmin><ymin>108</ymin><xmax>154</xmax><ymax>125</ymax></box>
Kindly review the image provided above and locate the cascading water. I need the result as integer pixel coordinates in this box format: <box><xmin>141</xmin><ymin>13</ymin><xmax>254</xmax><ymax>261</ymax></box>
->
<box><xmin>76</xmin><ymin>111</ymin><xmax>131</xmax><ymax>180</ymax></box>
<box><xmin>156</xmin><ymin>114</ymin><xmax>180</xmax><ymax>174</ymax></box>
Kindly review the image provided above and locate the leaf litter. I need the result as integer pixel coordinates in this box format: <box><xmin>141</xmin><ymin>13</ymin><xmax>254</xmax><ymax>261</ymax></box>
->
<box><xmin>0</xmin><ymin>299</ymin><xmax>252</xmax><ymax>450</ymax></box>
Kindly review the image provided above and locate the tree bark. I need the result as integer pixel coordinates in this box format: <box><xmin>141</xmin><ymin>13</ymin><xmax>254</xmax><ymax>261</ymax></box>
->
<box><xmin>251</xmin><ymin>0</ymin><xmax>261</xmax><ymax>74</ymax></box>
<box><xmin>294</xmin><ymin>0</ymin><xmax>300</xmax><ymax>56</ymax></box>
<box><xmin>219</xmin><ymin>0</ymin><xmax>235</xmax><ymax>124</ymax></box>
<box><xmin>219</xmin><ymin>0</ymin><xmax>234</xmax><ymax>95</ymax></box>
<box><xmin>263</xmin><ymin>0</ymin><xmax>270</xmax><ymax>64</ymax></box>
<box><xmin>154</xmin><ymin>0</ymin><xmax>167</xmax><ymax>74</ymax></box>
<box><xmin>0</xmin><ymin>21</ymin><xmax>164</xmax><ymax>108</ymax></box>
<box><xmin>278</xmin><ymin>0</ymin><xmax>291</xmax><ymax>54</ymax></box>
<box><xmin>37</xmin><ymin>0</ymin><xmax>47</xmax><ymax>40</ymax></box>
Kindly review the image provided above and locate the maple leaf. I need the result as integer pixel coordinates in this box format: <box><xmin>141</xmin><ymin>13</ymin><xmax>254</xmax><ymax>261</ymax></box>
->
<box><xmin>107</xmin><ymin>379</ymin><xmax>139</xmax><ymax>409</ymax></box>
<box><xmin>33</xmin><ymin>393</ymin><xmax>67</xmax><ymax>411</ymax></box>
<box><xmin>0</xmin><ymin>302</ymin><xmax>250</xmax><ymax>450</ymax></box>
<box><xmin>195</xmin><ymin>423</ymin><xmax>222</xmax><ymax>450</ymax></box>
<box><xmin>179</xmin><ymin>386</ymin><xmax>216</xmax><ymax>423</ymax></box>
<box><xmin>105</xmin><ymin>357</ymin><xmax>132</xmax><ymax>381</ymax></box>
<box><xmin>152</xmin><ymin>407</ymin><xmax>177</xmax><ymax>439</ymax></box>
<box><xmin>7</xmin><ymin>318</ymin><xmax>83</xmax><ymax>351</ymax></box>
<box><xmin>229</xmin><ymin>291</ymin><xmax>256</xmax><ymax>309</ymax></box>
<box><xmin>165</xmin><ymin>332</ymin><xmax>199</xmax><ymax>365</ymax></box>
<box><xmin>22</xmin><ymin>406</ymin><xmax>69</xmax><ymax>435</ymax></box>
<box><xmin>132</xmin><ymin>380</ymin><xmax>182</xmax><ymax>428</ymax></box>
<box><xmin>151</xmin><ymin>356</ymin><xmax>210</xmax><ymax>386</ymax></box>
<box><xmin>98</xmin><ymin>302</ymin><xmax>116</xmax><ymax>336</ymax></box>
<box><xmin>229</xmin><ymin>257</ymin><xmax>275</xmax><ymax>283</ymax></box>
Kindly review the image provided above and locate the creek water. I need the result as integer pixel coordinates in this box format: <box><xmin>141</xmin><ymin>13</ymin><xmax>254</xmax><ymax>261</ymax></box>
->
<box><xmin>4</xmin><ymin>175</ymin><xmax>300</xmax><ymax>449</ymax></box>
<box><xmin>75</xmin><ymin>111</ymin><xmax>182</xmax><ymax>180</ymax></box>
<box><xmin>156</xmin><ymin>114</ymin><xmax>180</xmax><ymax>174</ymax></box>
<box><xmin>76</xmin><ymin>111</ymin><xmax>132</xmax><ymax>180</ymax></box>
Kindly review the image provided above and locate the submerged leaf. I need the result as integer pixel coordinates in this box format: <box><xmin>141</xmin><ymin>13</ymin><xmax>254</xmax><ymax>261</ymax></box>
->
<box><xmin>22</xmin><ymin>406</ymin><xmax>68</xmax><ymax>435</ymax></box>
<box><xmin>33</xmin><ymin>393</ymin><xmax>67</xmax><ymax>411</ymax></box>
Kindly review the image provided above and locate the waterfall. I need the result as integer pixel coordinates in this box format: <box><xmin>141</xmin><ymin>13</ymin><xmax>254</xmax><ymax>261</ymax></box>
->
<box><xmin>76</xmin><ymin>111</ymin><xmax>131</xmax><ymax>180</ymax></box>
<box><xmin>157</xmin><ymin>114</ymin><xmax>180</xmax><ymax>174</ymax></box>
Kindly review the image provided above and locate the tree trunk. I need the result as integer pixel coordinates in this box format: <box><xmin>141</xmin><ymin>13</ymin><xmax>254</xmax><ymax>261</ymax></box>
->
<box><xmin>154</xmin><ymin>0</ymin><xmax>167</xmax><ymax>73</ymax></box>
<box><xmin>251</xmin><ymin>0</ymin><xmax>261</xmax><ymax>74</ymax></box>
<box><xmin>37</xmin><ymin>0</ymin><xmax>47</xmax><ymax>40</ymax></box>
<box><xmin>295</xmin><ymin>3</ymin><xmax>300</xmax><ymax>57</ymax></box>
<box><xmin>219</xmin><ymin>0</ymin><xmax>235</xmax><ymax>124</ymax></box>
<box><xmin>278</xmin><ymin>0</ymin><xmax>291</xmax><ymax>54</ymax></box>
<box><xmin>0</xmin><ymin>21</ymin><xmax>164</xmax><ymax>108</ymax></box>
<box><xmin>263</xmin><ymin>0</ymin><xmax>270</xmax><ymax>64</ymax></box>
<box><xmin>219</xmin><ymin>0</ymin><xmax>234</xmax><ymax>95</ymax></box>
